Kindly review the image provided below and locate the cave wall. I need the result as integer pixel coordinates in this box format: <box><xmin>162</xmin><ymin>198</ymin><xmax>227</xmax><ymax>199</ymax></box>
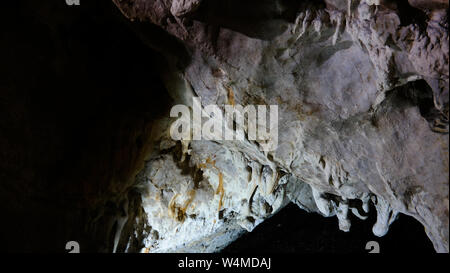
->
<box><xmin>111</xmin><ymin>0</ymin><xmax>449</xmax><ymax>252</ymax></box>
<box><xmin>0</xmin><ymin>0</ymin><xmax>448</xmax><ymax>253</ymax></box>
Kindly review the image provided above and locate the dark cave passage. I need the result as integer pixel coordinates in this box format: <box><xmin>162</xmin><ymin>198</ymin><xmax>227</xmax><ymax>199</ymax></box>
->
<box><xmin>223</xmin><ymin>203</ymin><xmax>435</xmax><ymax>253</ymax></box>
<box><xmin>0</xmin><ymin>0</ymin><xmax>171</xmax><ymax>252</ymax></box>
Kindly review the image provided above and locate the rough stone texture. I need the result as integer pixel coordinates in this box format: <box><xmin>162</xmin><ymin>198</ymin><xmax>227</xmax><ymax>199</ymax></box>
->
<box><xmin>107</xmin><ymin>0</ymin><xmax>449</xmax><ymax>253</ymax></box>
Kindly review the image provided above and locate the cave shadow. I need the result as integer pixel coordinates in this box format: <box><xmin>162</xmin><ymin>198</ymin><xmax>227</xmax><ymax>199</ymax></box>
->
<box><xmin>0</xmin><ymin>0</ymin><xmax>173</xmax><ymax>252</ymax></box>
<box><xmin>222</xmin><ymin>202</ymin><xmax>435</xmax><ymax>253</ymax></box>
<box><xmin>191</xmin><ymin>0</ymin><xmax>326</xmax><ymax>40</ymax></box>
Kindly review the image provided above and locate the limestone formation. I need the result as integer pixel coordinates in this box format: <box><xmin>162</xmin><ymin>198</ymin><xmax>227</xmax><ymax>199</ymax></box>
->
<box><xmin>109</xmin><ymin>0</ymin><xmax>449</xmax><ymax>252</ymax></box>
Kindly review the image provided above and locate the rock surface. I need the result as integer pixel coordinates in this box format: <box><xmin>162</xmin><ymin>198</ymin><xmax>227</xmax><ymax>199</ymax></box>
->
<box><xmin>107</xmin><ymin>0</ymin><xmax>449</xmax><ymax>253</ymax></box>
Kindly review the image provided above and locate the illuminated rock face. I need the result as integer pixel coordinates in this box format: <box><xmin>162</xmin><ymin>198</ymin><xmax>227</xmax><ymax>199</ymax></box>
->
<box><xmin>112</xmin><ymin>0</ymin><xmax>449</xmax><ymax>252</ymax></box>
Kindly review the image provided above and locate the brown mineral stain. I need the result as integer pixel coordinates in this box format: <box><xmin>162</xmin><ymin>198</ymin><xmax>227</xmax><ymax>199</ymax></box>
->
<box><xmin>216</xmin><ymin>172</ymin><xmax>225</xmax><ymax>212</ymax></box>
<box><xmin>197</xmin><ymin>157</ymin><xmax>225</xmax><ymax>212</ymax></box>
<box><xmin>180</xmin><ymin>190</ymin><xmax>196</xmax><ymax>216</ymax></box>
<box><xmin>198</xmin><ymin>156</ymin><xmax>217</xmax><ymax>170</ymax></box>
<box><xmin>227</xmin><ymin>86</ymin><xmax>235</xmax><ymax>106</ymax></box>
<box><xmin>206</xmin><ymin>157</ymin><xmax>216</xmax><ymax>166</ymax></box>
<box><xmin>168</xmin><ymin>193</ymin><xmax>180</xmax><ymax>219</ymax></box>
<box><xmin>168</xmin><ymin>190</ymin><xmax>196</xmax><ymax>222</ymax></box>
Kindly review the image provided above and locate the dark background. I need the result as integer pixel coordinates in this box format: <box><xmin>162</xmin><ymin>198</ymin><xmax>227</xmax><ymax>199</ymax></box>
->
<box><xmin>0</xmin><ymin>0</ymin><xmax>434</xmax><ymax>253</ymax></box>
<box><xmin>224</xmin><ymin>203</ymin><xmax>434</xmax><ymax>253</ymax></box>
